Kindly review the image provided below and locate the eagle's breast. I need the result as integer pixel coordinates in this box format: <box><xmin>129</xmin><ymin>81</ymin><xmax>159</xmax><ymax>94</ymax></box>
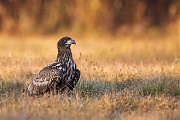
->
<box><xmin>63</xmin><ymin>56</ymin><xmax>76</xmax><ymax>80</ymax></box>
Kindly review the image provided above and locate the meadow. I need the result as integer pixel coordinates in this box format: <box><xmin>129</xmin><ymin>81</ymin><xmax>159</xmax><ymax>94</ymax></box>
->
<box><xmin>0</xmin><ymin>34</ymin><xmax>179</xmax><ymax>120</ymax></box>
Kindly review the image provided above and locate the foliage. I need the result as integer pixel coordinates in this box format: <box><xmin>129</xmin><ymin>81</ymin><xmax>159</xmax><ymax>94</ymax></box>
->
<box><xmin>0</xmin><ymin>36</ymin><xmax>179</xmax><ymax>120</ymax></box>
<box><xmin>0</xmin><ymin>0</ymin><xmax>179</xmax><ymax>35</ymax></box>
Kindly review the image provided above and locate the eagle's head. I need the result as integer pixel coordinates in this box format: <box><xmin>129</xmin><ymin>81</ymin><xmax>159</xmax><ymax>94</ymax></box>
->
<box><xmin>57</xmin><ymin>36</ymin><xmax>76</xmax><ymax>49</ymax></box>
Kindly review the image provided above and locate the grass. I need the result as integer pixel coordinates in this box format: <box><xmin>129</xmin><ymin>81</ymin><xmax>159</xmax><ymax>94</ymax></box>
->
<box><xmin>0</xmin><ymin>35</ymin><xmax>179</xmax><ymax>120</ymax></box>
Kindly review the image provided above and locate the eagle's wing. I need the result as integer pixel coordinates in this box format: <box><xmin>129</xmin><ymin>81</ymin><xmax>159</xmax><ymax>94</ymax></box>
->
<box><xmin>27</xmin><ymin>62</ymin><xmax>63</xmax><ymax>95</ymax></box>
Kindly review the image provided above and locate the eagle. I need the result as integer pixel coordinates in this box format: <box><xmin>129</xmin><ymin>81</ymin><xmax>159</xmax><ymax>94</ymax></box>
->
<box><xmin>27</xmin><ymin>36</ymin><xmax>80</xmax><ymax>95</ymax></box>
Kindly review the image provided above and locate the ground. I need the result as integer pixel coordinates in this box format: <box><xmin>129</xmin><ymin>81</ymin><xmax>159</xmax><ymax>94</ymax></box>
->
<box><xmin>0</xmin><ymin>35</ymin><xmax>179</xmax><ymax>120</ymax></box>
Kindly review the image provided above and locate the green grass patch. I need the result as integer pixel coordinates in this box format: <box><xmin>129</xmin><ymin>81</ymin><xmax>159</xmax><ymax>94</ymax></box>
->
<box><xmin>75</xmin><ymin>74</ymin><xmax>180</xmax><ymax>98</ymax></box>
<box><xmin>0</xmin><ymin>81</ymin><xmax>25</xmax><ymax>97</ymax></box>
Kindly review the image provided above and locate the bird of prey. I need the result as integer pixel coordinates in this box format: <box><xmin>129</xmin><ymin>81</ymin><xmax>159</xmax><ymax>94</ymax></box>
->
<box><xmin>27</xmin><ymin>36</ymin><xmax>80</xmax><ymax>95</ymax></box>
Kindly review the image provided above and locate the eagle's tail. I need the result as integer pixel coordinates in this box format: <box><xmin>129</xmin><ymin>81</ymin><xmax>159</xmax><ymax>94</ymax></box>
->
<box><xmin>26</xmin><ymin>82</ymin><xmax>48</xmax><ymax>96</ymax></box>
<box><xmin>26</xmin><ymin>82</ymin><xmax>36</xmax><ymax>96</ymax></box>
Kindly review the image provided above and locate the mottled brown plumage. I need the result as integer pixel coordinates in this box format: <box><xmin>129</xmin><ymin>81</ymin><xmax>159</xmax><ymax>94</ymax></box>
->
<box><xmin>27</xmin><ymin>37</ymin><xmax>80</xmax><ymax>95</ymax></box>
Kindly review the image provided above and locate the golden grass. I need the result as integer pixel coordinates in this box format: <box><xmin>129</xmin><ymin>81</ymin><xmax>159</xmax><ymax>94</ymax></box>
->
<box><xmin>0</xmin><ymin>35</ymin><xmax>180</xmax><ymax>120</ymax></box>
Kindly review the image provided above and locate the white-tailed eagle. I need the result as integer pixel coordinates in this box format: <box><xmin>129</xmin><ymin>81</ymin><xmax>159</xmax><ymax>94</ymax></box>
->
<box><xmin>27</xmin><ymin>36</ymin><xmax>80</xmax><ymax>95</ymax></box>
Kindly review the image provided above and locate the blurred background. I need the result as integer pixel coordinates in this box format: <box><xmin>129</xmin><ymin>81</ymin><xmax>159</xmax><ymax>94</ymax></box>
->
<box><xmin>0</xmin><ymin>0</ymin><xmax>179</xmax><ymax>39</ymax></box>
<box><xmin>0</xmin><ymin>1</ymin><xmax>180</xmax><ymax>120</ymax></box>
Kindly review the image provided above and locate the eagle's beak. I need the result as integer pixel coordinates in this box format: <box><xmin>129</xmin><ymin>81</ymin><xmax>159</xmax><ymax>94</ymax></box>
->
<box><xmin>66</xmin><ymin>39</ymin><xmax>76</xmax><ymax>45</ymax></box>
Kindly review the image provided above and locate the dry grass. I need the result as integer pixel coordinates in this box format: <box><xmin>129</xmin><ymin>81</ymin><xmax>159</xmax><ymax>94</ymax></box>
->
<box><xmin>0</xmin><ymin>35</ymin><xmax>180</xmax><ymax>120</ymax></box>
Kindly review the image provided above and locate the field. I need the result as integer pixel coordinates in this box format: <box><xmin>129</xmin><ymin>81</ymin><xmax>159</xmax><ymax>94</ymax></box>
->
<box><xmin>0</xmin><ymin>34</ymin><xmax>180</xmax><ymax>120</ymax></box>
